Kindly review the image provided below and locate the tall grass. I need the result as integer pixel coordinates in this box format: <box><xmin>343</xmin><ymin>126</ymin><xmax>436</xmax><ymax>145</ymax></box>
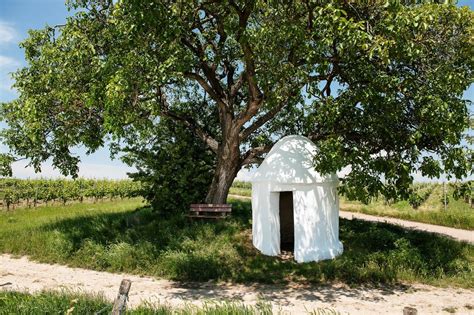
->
<box><xmin>0</xmin><ymin>291</ymin><xmax>108</xmax><ymax>315</ymax></box>
<box><xmin>0</xmin><ymin>198</ymin><xmax>472</xmax><ymax>288</ymax></box>
<box><xmin>0</xmin><ymin>291</ymin><xmax>274</xmax><ymax>315</ymax></box>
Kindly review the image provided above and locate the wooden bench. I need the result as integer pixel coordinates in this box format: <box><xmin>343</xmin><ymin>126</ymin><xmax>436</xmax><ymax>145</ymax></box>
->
<box><xmin>188</xmin><ymin>204</ymin><xmax>232</xmax><ymax>219</ymax></box>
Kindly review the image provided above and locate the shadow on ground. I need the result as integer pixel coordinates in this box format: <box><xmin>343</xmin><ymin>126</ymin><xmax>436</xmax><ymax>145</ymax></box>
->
<box><xmin>161</xmin><ymin>281</ymin><xmax>413</xmax><ymax>305</ymax></box>
<box><xmin>10</xmin><ymin>199</ymin><xmax>474</xmax><ymax>287</ymax></box>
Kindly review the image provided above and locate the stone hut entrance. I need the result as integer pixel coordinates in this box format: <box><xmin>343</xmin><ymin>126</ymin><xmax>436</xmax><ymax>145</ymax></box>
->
<box><xmin>279</xmin><ymin>191</ymin><xmax>294</xmax><ymax>251</ymax></box>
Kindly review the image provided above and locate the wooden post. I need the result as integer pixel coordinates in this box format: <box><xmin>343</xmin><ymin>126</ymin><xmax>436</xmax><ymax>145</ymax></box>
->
<box><xmin>111</xmin><ymin>279</ymin><xmax>132</xmax><ymax>315</ymax></box>
<box><xmin>443</xmin><ymin>182</ymin><xmax>447</xmax><ymax>211</ymax></box>
<box><xmin>403</xmin><ymin>306</ymin><xmax>417</xmax><ymax>315</ymax></box>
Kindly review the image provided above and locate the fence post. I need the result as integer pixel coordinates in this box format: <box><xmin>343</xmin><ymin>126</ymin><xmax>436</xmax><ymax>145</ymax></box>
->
<box><xmin>443</xmin><ymin>182</ymin><xmax>447</xmax><ymax>211</ymax></box>
<box><xmin>403</xmin><ymin>306</ymin><xmax>417</xmax><ymax>315</ymax></box>
<box><xmin>111</xmin><ymin>279</ymin><xmax>132</xmax><ymax>315</ymax></box>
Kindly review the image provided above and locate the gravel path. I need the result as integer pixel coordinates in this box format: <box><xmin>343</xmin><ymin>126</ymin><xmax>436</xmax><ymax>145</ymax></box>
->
<box><xmin>339</xmin><ymin>211</ymin><xmax>473</xmax><ymax>244</ymax></box>
<box><xmin>1</xmin><ymin>254</ymin><xmax>473</xmax><ymax>314</ymax></box>
<box><xmin>228</xmin><ymin>194</ymin><xmax>474</xmax><ymax>244</ymax></box>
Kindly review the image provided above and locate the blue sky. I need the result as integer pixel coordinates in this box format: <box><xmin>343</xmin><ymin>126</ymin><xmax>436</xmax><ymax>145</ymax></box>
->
<box><xmin>0</xmin><ymin>0</ymin><xmax>136</xmax><ymax>178</ymax></box>
<box><xmin>0</xmin><ymin>0</ymin><xmax>472</xmax><ymax>180</ymax></box>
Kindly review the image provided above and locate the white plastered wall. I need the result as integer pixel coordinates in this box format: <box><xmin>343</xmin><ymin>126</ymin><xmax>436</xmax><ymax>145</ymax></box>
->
<box><xmin>251</xmin><ymin>135</ymin><xmax>343</xmax><ymax>263</ymax></box>
<box><xmin>252</xmin><ymin>181</ymin><xmax>343</xmax><ymax>263</ymax></box>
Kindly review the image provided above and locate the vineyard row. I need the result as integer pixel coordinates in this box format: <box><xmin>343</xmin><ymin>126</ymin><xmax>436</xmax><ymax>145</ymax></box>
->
<box><xmin>0</xmin><ymin>178</ymin><xmax>142</xmax><ymax>210</ymax></box>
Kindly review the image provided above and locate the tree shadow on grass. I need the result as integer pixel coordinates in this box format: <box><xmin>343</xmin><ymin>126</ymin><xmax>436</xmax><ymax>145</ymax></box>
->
<box><xmin>36</xmin><ymin>200</ymin><xmax>472</xmax><ymax>287</ymax></box>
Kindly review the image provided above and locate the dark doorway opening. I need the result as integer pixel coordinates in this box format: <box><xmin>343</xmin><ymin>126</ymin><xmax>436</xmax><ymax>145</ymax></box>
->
<box><xmin>279</xmin><ymin>191</ymin><xmax>294</xmax><ymax>251</ymax></box>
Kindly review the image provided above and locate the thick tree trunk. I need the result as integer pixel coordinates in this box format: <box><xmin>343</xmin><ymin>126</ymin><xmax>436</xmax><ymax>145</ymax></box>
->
<box><xmin>205</xmin><ymin>129</ymin><xmax>241</xmax><ymax>204</ymax></box>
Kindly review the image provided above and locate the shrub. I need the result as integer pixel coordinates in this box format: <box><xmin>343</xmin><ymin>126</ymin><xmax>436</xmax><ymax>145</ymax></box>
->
<box><xmin>123</xmin><ymin>118</ymin><xmax>216</xmax><ymax>214</ymax></box>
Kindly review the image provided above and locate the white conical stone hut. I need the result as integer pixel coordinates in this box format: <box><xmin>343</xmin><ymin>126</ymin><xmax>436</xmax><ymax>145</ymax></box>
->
<box><xmin>251</xmin><ymin>135</ymin><xmax>343</xmax><ymax>263</ymax></box>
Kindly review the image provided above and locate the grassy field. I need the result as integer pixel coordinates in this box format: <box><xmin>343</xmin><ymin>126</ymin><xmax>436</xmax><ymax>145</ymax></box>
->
<box><xmin>0</xmin><ymin>198</ymin><xmax>472</xmax><ymax>288</ymax></box>
<box><xmin>230</xmin><ymin>181</ymin><xmax>252</xmax><ymax>197</ymax></box>
<box><xmin>230</xmin><ymin>183</ymin><xmax>474</xmax><ymax>230</ymax></box>
<box><xmin>0</xmin><ymin>290</ymin><xmax>273</xmax><ymax>315</ymax></box>
<box><xmin>229</xmin><ymin>187</ymin><xmax>252</xmax><ymax>197</ymax></box>
<box><xmin>341</xmin><ymin>184</ymin><xmax>473</xmax><ymax>230</ymax></box>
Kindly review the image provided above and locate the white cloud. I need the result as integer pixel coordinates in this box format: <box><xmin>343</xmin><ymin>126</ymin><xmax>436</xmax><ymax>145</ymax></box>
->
<box><xmin>11</xmin><ymin>160</ymin><xmax>136</xmax><ymax>180</ymax></box>
<box><xmin>0</xmin><ymin>22</ymin><xmax>20</xmax><ymax>96</ymax></box>
<box><xmin>0</xmin><ymin>22</ymin><xmax>16</xmax><ymax>44</ymax></box>
<box><xmin>0</xmin><ymin>55</ymin><xmax>19</xmax><ymax>69</ymax></box>
<box><xmin>0</xmin><ymin>55</ymin><xmax>20</xmax><ymax>96</ymax></box>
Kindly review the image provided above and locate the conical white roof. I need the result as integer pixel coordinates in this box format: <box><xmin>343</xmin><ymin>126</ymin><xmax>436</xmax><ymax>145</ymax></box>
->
<box><xmin>252</xmin><ymin>135</ymin><xmax>338</xmax><ymax>184</ymax></box>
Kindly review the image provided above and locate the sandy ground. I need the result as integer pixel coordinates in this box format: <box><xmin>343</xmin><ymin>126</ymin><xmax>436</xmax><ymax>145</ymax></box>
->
<box><xmin>228</xmin><ymin>195</ymin><xmax>474</xmax><ymax>244</ymax></box>
<box><xmin>1</xmin><ymin>255</ymin><xmax>473</xmax><ymax>314</ymax></box>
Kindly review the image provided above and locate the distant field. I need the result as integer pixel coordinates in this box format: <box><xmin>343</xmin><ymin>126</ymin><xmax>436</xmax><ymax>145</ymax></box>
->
<box><xmin>340</xmin><ymin>184</ymin><xmax>474</xmax><ymax>230</ymax></box>
<box><xmin>0</xmin><ymin>178</ymin><xmax>141</xmax><ymax>211</ymax></box>
<box><xmin>229</xmin><ymin>187</ymin><xmax>252</xmax><ymax>197</ymax></box>
<box><xmin>230</xmin><ymin>182</ymin><xmax>474</xmax><ymax>230</ymax></box>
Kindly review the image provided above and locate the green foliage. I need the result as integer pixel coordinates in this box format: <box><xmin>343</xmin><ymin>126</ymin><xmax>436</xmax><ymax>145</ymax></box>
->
<box><xmin>309</xmin><ymin>3</ymin><xmax>474</xmax><ymax>202</ymax></box>
<box><xmin>0</xmin><ymin>1</ymin><xmax>472</xmax><ymax>204</ymax></box>
<box><xmin>0</xmin><ymin>178</ymin><xmax>141</xmax><ymax>210</ymax></box>
<box><xmin>0</xmin><ymin>154</ymin><xmax>14</xmax><ymax>177</ymax></box>
<box><xmin>452</xmin><ymin>181</ymin><xmax>473</xmax><ymax>205</ymax></box>
<box><xmin>408</xmin><ymin>184</ymin><xmax>435</xmax><ymax>209</ymax></box>
<box><xmin>122</xmin><ymin>118</ymin><xmax>215</xmax><ymax>213</ymax></box>
<box><xmin>0</xmin><ymin>198</ymin><xmax>472</xmax><ymax>287</ymax></box>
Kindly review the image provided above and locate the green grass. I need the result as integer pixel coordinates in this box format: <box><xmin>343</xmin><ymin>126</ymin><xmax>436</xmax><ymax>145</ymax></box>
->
<box><xmin>229</xmin><ymin>182</ymin><xmax>474</xmax><ymax>230</ymax></box>
<box><xmin>229</xmin><ymin>187</ymin><xmax>252</xmax><ymax>197</ymax></box>
<box><xmin>341</xmin><ymin>185</ymin><xmax>474</xmax><ymax>230</ymax></box>
<box><xmin>1</xmin><ymin>198</ymin><xmax>473</xmax><ymax>288</ymax></box>
<box><xmin>0</xmin><ymin>290</ymin><xmax>274</xmax><ymax>315</ymax></box>
<box><xmin>232</xmin><ymin>181</ymin><xmax>252</xmax><ymax>189</ymax></box>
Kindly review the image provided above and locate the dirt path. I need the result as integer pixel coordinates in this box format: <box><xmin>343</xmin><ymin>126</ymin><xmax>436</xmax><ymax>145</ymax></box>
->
<box><xmin>339</xmin><ymin>211</ymin><xmax>473</xmax><ymax>244</ymax></box>
<box><xmin>228</xmin><ymin>194</ymin><xmax>474</xmax><ymax>244</ymax></box>
<box><xmin>1</xmin><ymin>255</ymin><xmax>473</xmax><ymax>314</ymax></box>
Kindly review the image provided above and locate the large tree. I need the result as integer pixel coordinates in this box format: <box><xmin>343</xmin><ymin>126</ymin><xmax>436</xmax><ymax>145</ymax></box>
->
<box><xmin>1</xmin><ymin>0</ymin><xmax>473</xmax><ymax>204</ymax></box>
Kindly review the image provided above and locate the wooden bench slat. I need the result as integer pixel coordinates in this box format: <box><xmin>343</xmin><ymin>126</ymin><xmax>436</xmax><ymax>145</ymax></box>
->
<box><xmin>187</xmin><ymin>215</ymin><xmax>228</xmax><ymax>219</ymax></box>
<box><xmin>190</xmin><ymin>208</ymin><xmax>232</xmax><ymax>213</ymax></box>
<box><xmin>189</xmin><ymin>210</ymin><xmax>230</xmax><ymax>215</ymax></box>
<box><xmin>190</xmin><ymin>207</ymin><xmax>232</xmax><ymax>211</ymax></box>
<box><xmin>188</xmin><ymin>204</ymin><xmax>232</xmax><ymax>220</ymax></box>
<box><xmin>190</xmin><ymin>204</ymin><xmax>232</xmax><ymax>208</ymax></box>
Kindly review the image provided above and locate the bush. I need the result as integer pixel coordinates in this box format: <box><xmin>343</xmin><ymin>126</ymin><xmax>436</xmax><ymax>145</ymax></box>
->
<box><xmin>123</xmin><ymin>118</ymin><xmax>216</xmax><ymax>214</ymax></box>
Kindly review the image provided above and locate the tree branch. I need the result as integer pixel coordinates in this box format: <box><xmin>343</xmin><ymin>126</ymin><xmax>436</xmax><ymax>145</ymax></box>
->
<box><xmin>240</xmin><ymin>102</ymin><xmax>286</xmax><ymax>141</ymax></box>
<box><xmin>157</xmin><ymin>89</ymin><xmax>219</xmax><ymax>154</ymax></box>
<box><xmin>241</xmin><ymin>144</ymin><xmax>273</xmax><ymax>166</ymax></box>
<box><xmin>230</xmin><ymin>71</ymin><xmax>245</xmax><ymax>97</ymax></box>
<box><xmin>240</xmin><ymin>88</ymin><xmax>300</xmax><ymax>140</ymax></box>
<box><xmin>183</xmin><ymin>72</ymin><xmax>223</xmax><ymax>106</ymax></box>
<box><xmin>230</xmin><ymin>2</ymin><xmax>264</xmax><ymax>126</ymax></box>
<box><xmin>180</xmin><ymin>37</ymin><xmax>227</xmax><ymax>109</ymax></box>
